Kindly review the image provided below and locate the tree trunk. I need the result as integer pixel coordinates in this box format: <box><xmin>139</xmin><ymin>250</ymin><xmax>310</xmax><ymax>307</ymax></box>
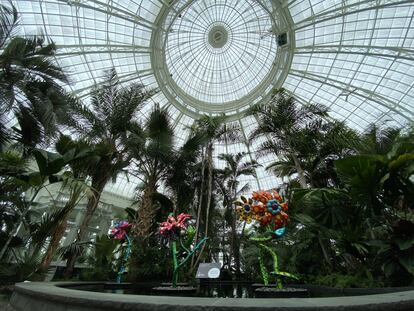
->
<box><xmin>231</xmin><ymin>217</ymin><xmax>241</xmax><ymax>277</ymax></box>
<box><xmin>190</xmin><ymin>147</ymin><xmax>206</xmax><ymax>270</ymax></box>
<box><xmin>228</xmin><ymin>220</ymin><xmax>234</xmax><ymax>271</ymax></box>
<box><xmin>39</xmin><ymin>214</ymin><xmax>69</xmax><ymax>275</ymax></box>
<box><xmin>229</xmin><ymin>174</ymin><xmax>241</xmax><ymax>278</ymax></box>
<box><xmin>63</xmin><ymin>177</ymin><xmax>107</xmax><ymax>278</ymax></box>
<box><xmin>40</xmin><ymin>185</ymin><xmax>84</xmax><ymax>275</ymax></box>
<box><xmin>136</xmin><ymin>180</ymin><xmax>157</xmax><ymax>240</ymax></box>
<box><xmin>291</xmin><ymin>153</ymin><xmax>308</xmax><ymax>189</ymax></box>
<box><xmin>193</xmin><ymin>144</ymin><xmax>213</xmax><ymax>269</ymax></box>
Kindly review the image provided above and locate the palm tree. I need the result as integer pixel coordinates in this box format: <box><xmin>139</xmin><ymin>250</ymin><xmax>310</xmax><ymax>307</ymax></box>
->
<box><xmin>215</xmin><ymin>152</ymin><xmax>259</xmax><ymax>276</ymax></box>
<box><xmin>165</xmin><ymin>132</ymin><xmax>205</xmax><ymax>214</ymax></box>
<box><xmin>62</xmin><ymin>68</ymin><xmax>154</xmax><ymax>277</ymax></box>
<box><xmin>128</xmin><ymin>105</ymin><xmax>175</xmax><ymax>241</ymax></box>
<box><xmin>357</xmin><ymin>124</ymin><xmax>402</xmax><ymax>155</ymax></box>
<box><xmin>38</xmin><ymin>135</ymin><xmax>92</xmax><ymax>275</ymax></box>
<box><xmin>189</xmin><ymin>115</ymin><xmax>241</xmax><ymax>269</ymax></box>
<box><xmin>247</xmin><ymin>89</ymin><xmax>329</xmax><ymax>189</ymax></box>
<box><xmin>0</xmin><ymin>1</ymin><xmax>74</xmax><ymax>144</ymax></box>
<box><xmin>289</xmin><ymin>124</ymin><xmax>414</xmax><ymax>284</ymax></box>
<box><xmin>266</xmin><ymin>120</ymin><xmax>359</xmax><ymax>188</ymax></box>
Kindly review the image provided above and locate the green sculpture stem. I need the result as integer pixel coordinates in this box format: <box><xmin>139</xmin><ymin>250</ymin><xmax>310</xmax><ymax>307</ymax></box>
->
<box><xmin>259</xmin><ymin>243</ymin><xmax>282</xmax><ymax>289</ymax></box>
<box><xmin>172</xmin><ymin>241</ymin><xmax>179</xmax><ymax>288</ymax></box>
<box><xmin>171</xmin><ymin>236</ymin><xmax>208</xmax><ymax>288</ymax></box>
<box><xmin>250</xmin><ymin>236</ymin><xmax>272</xmax><ymax>242</ymax></box>
<box><xmin>258</xmin><ymin>246</ymin><xmax>269</xmax><ymax>286</ymax></box>
<box><xmin>250</xmin><ymin>236</ymin><xmax>299</xmax><ymax>288</ymax></box>
<box><xmin>179</xmin><ymin>238</ymin><xmax>191</xmax><ymax>254</ymax></box>
<box><xmin>249</xmin><ymin>234</ymin><xmax>283</xmax><ymax>288</ymax></box>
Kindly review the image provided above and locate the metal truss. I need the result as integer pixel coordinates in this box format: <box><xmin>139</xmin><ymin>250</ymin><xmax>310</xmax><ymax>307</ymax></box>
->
<box><xmin>294</xmin><ymin>0</ymin><xmax>413</xmax><ymax>30</ymax></box>
<box><xmin>289</xmin><ymin>69</ymin><xmax>413</xmax><ymax>121</ymax></box>
<box><xmin>295</xmin><ymin>45</ymin><xmax>414</xmax><ymax>62</ymax></box>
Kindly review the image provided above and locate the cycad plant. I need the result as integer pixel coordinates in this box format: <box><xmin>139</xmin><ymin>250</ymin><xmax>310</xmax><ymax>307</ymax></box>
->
<box><xmin>62</xmin><ymin>68</ymin><xmax>154</xmax><ymax>277</ymax></box>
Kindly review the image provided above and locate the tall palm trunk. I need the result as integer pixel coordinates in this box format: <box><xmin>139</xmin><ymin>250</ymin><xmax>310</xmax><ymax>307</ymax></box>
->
<box><xmin>136</xmin><ymin>178</ymin><xmax>157</xmax><ymax>240</ymax></box>
<box><xmin>291</xmin><ymin>152</ymin><xmax>307</xmax><ymax>189</ymax></box>
<box><xmin>193</xmin><ymin>144</ymin><xmax>213</xmax><ymax>268</ymax></box>
<box><xmin>231</xmin><ymin>215</ymin><xmax>242</xmax><ymax>277</ymax></box>
<box><xmin>64</xmin><ymin>177</ymin><xmax>107</xmax><ymax>278</ymax></box>
<box><xmin>191</xmin><ymin>147</ymin><xmax>206</xmax><ymax>270</ymax></box>
<box><xmin>39</xmin><ymin>185</ymin><xmax>84</xmax><ymax>275</ymax></box>
<box><xmin>39</xmin><ymin>214</ymin><xmax>69</xmax><ymax>274</ymax></box>
<box><xmin>229</xmin><ymin>173</ymin><xmax>242</xmax><ymax>277</ymax></box>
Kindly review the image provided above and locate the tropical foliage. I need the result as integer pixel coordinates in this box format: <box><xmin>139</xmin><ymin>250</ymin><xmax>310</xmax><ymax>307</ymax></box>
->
<box><xmin>0</xmin><ymin>2</ymin><xmax>412</xmax><ymax>290</ymax></box>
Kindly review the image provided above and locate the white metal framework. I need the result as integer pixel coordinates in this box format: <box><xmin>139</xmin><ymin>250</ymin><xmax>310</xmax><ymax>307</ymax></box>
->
<box><xmin>12</xmin><ymin>0</ymin><xmax>414</xmax><ymax>198</ymax></box>
<box><xmin>151</xmin><ymin>0</ymin><xmax>294</xmax><ymax>116</ymax></box>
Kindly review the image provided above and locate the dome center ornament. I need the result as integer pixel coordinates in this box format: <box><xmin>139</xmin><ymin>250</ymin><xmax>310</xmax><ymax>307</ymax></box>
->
<box><xmin>208</xmin><ymin>25</ymin><xmax>228</xmax><ymax>48</ymax></box>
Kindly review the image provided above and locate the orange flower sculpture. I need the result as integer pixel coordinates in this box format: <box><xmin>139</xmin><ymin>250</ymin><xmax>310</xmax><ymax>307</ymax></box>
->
<box><xmin>234</xmin><ymin>190</ymin><xmax>289</xmax><ymax>237</ymax></box>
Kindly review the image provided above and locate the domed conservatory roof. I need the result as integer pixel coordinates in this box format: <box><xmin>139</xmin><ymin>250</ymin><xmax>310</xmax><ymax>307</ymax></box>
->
<box><xmin>14</xmin><ymin>0</ymin><xmax>414</xmax><ymax>198</ymax></box>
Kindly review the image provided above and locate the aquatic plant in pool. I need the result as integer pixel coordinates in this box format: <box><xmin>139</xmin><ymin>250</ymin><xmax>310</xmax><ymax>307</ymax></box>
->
<box><xmin>109</xmin><ymin>220</ymin><xmax>132</xmax><ymax>283</ymax></box>
<box><xmin>159</xmin><ymin>213</ymin><xmax>208</xmax><ymax>288</ymax></box>
<box><xmin>234</xmin><ymin>190</ymin><xmax>298</xmax><ymax>288</ymax></box>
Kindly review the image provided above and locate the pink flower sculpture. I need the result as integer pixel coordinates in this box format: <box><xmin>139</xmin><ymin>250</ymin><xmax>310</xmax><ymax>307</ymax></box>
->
<box><xmin>110</xmin><ymin>220</ymin><xmax>132</xmax><ymax>240</ymax></box>
<box><xmin>159</xmin><ymin>213</ymin><xmax>191</xmax><ymax>239</ymax></box>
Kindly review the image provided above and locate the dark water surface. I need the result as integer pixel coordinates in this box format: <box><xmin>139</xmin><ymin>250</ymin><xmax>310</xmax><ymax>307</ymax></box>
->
<box><xmin>83</xmin><ymin>282</ymin><xmax>255</xmax><ymax>298</ymax></box>
<box><xmin>66</xmin><ymin>282</ymin><xmax>414</xmax><ymax>299</ymax></box>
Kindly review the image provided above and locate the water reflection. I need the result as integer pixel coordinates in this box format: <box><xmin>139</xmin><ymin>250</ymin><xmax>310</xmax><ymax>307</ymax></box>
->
<box><xmin>198</xmin><ymin>281</ymin><xmax>253</xmax><ymax>298</ymax></box>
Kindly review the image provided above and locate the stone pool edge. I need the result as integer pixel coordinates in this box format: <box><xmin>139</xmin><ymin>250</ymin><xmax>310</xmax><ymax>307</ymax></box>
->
<box><xmin>10</xmin><ymin>282</ymin><xmax>414</xmax><ymax>311</ymax></box>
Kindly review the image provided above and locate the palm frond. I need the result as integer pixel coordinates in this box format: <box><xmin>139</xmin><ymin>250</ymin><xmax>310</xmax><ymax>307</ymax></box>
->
<box><xmin>265</xmin><ymin>157</ymin><xmax>296</xmax><ymax>177</ymax></box>
<box><xmin>2</xmin><ymin>36</ymin><xmax>68</xmax><ymax>83</ymax></box>
<box><xmin>359</xmin><ymin>124</ymin><xmax>401</xmax><ymax>155</ymax></box>
<box><xmin>255</xmin><ymin>139</ymin><xmax>287</xmax><ymax>158</ymax></box>
<box><xmin>12</xmin><ymin>104</ymin><xmax>43</xmax><ymax>149</ymax></box>
<box><xmin>144</xmin><ymin>105</ymin><xmax>174</xmax><ymax>159</ymax></box>
<box><xmin>57</xmin><ymin>241</ymin><xmax>93</xmax><ymax>260</ymax></box>
<box><xmin>0</xmin><ymin>0</ymin><xmax>18</xmax><ymax>48</ymax></box>
<box><xmin>30</xmin><ymin>203</ymin><xmax>74</xmax><ymax>245</ymax></box>
<box><xmin>236</xmin><ymin>182</ymin><xmax>251</xmax><ymax>195</ymax></box>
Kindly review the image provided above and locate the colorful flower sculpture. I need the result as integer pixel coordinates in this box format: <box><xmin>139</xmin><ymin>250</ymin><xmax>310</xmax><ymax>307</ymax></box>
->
<box><xmin>158</xmin><ymin>213</ymin><xmax>208</xmax><ymax>288</ymax></box>
<box><xmin>159</xmin><ymin>213</ymin><xmax>192</xmax><ymax>239</ymax></box>
<box><xmin>109</xmin><ymin>220</ymin><xmax>132</xmax><ymax>283</ymax></box>
<box><xmin>234</xmin><ymin>190</ymin><xmax>289</xmax><ymax>238</ymax></box>
<box><xmin>110</xmin><ymin>220</ymin><xmax>132</xmax><ymax>240</ymax></box>
<box><xmin>234</xmin><ymin>190</ymin><xmax>298</xmax><ymax>288</ymax></box>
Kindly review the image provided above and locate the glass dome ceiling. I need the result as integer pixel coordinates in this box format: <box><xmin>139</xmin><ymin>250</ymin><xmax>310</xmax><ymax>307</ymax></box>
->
<box><xmin>13</xmin><ymin>0</ymin><xmax>414</xmax><ymax>198</ymax></box>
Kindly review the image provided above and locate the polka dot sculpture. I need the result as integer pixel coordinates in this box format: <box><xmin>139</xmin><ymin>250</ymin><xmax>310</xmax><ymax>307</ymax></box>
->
<box><xmin>233</xmin><ymin>190</ymin><xmax>298</xmax><ymax>288</ymax></box>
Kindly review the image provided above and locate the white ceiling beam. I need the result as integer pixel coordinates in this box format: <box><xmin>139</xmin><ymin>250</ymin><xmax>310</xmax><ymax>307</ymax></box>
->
<box><xmin>294</xmin><ymin>0</ymin><xmax>412</xmax><ymax>30</ymax></box>
<box><xmin>295</xmin><ymin>45</ymin><xmax>414</xmax><ymax>61</ymax></box>
<box><xmin>289</xmin><ymin>69</ymin><xmax>413</xmax><ymax>121</ymax></box>
<box><xmin>60</xmin><ymin>0</ymin><xmax>158</xmax><ymax>31</ymax></box>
